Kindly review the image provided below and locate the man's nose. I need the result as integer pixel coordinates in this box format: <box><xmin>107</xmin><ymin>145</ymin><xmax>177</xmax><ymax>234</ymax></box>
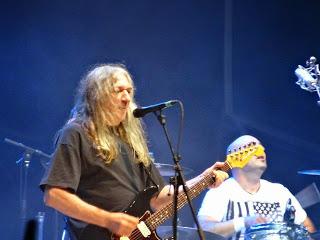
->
<box><xmin>122</xmin><ymin>91</ymin><xmax>131</xmax><ymax>103</ymax></box>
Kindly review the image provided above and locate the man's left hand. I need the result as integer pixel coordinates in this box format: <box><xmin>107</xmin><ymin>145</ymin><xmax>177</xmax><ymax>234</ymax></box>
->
<box><xmin>203</xmin><ymin>161</ymin><xmax>229</xmax><ymax>188</ymax></box>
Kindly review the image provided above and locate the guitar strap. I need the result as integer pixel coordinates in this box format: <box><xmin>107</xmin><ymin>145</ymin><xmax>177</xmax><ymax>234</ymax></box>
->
<box><xmin>140</xmin><ymin>162</ymin><xmax>160</xmax><ymax>190</ymax></box>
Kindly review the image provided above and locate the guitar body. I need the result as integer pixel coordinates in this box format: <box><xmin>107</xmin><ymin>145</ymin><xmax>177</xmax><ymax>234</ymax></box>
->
<box><xmin>111</xmin><ymin>186</ymin><xmax>161</xmax><ymax>240</ymax></box>
<box><xmin>68</xmin><ymin>186</ymin><xmax>159</xmax><ymax>240</ymax></box>
<box><xmin>123</xmin><ymin>186</ymin><xmax>159</xmax><ymax>217</ymax></box>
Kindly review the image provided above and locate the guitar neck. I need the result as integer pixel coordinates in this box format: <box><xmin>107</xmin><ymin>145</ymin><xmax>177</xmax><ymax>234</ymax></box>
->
<box><xmin>145</xmin><ymin>162</ymin><xmax>231</xmax><ymax>230</ymax></box>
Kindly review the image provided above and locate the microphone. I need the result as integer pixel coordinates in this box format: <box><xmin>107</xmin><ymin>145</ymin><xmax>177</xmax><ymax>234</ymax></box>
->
<box><xmin>295</xmin><ymin>67</ymin><xmax>317</xmax><ymax>90</ymax></box>
<box><xmin>133</xmin><ymin>100</ymin><xmax>178</xmax><ymax>118</ymax></box>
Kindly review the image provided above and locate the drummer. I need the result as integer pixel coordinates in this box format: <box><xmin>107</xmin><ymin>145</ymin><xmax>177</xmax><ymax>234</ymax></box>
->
<box><xmin>197</xmin><ymin>135</ymin><xmax>316</xmax><ymax>240</ymax></box>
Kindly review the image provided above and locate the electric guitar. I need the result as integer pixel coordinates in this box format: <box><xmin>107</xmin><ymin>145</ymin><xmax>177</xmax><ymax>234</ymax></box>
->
<box><xmin>111</xmin><ymin>143</ymin><xmax>264</xmax><ymax>240</ymax></box>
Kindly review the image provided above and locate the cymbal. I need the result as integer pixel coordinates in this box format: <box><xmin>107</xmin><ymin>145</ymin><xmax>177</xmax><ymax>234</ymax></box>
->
<box><xmin>154</xmin><ymin>163</ymin><xmax>194</xmax><ymax>177</ymax></box>
<box><xmin>297</xmin><ymin>170</ymin><xmax>320</xmax><ymax>176</ymax></box>
<box><xmin>156</xmin><ymin>226</ymin><xmax>226</xmax><ymax>240</ymax></box>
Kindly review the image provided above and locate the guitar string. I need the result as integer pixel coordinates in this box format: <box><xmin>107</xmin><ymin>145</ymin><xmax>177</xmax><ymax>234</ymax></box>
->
<box><xmin>127</xmin><ymin>174</ymin><xmax>214</xmax><ymax>240</ymax></box>
<box><xmin>147</xmin><ymin>173</ymin><xmax>216</xmax><ymax>228</ymax></box>
<box><xmin>147</xmin><ymin>162</ymin><xmax>233</xmax><ymax>229</ymax></box>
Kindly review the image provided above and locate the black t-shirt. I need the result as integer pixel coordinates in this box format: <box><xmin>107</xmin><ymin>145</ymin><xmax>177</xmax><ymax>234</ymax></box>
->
<box><xmin>40</xmin><ymin>122</ymin><xmax>166</xmax><ymax>240</ymax></box>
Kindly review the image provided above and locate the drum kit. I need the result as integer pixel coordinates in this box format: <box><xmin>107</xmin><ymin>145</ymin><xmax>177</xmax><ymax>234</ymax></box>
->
<box><xmin>156</xmin><ymin>223</ymin><xmax>320</xmax><ymax>240</ymax></box>
<box><xmin>156</xmin><ymin>226</ymin><xmax>225</xmax><ymax>240</ymax></box>
<box><xmin>245</xmin><ymin>222</ymin><xmax>310</xmax><ymax>240</ymax></box>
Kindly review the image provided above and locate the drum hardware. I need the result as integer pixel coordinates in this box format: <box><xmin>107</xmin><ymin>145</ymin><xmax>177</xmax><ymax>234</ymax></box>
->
<box><xmin>310</xmin><ymin>231</ymin><xmax>320</xmax><ymax>240</ymax></box>
<box><xmin>283</xmin><ymin>199</ymin><xmax>295</xmax><ymax>223</ymax></box>
<box><xmin>245</xmin><ymin>222</ymin><xmax>310</xmax><ymax>240</ymax></box>
<box><xmin>154</xmin><ymin>162</ymin><xmax>194</xmax><ymax>177</ymax></box>
<box><xmin>294</xmin><ymin>182</ymin><xmax>320</xmax><ymax>208</ymax></box>
<box><xmin>298</xmin><ymin>170</ymin><xmax>320</xmax><ymax>176</ymax></box>
<box><xmin>4</xmin><ymin>138</ymin><xmax>51</xmax><ymax>240</ymax></box>
<box><xmin>156</xmin><ymin>226</ymin><xmax>226</xmax><ymax>240</ymax></box>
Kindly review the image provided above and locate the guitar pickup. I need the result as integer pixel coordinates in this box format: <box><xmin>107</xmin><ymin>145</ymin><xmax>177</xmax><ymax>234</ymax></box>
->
<box><xmin>137</xmin><ymin>221</ymin><xmax>151</xmax><ymax>237</ymax></box>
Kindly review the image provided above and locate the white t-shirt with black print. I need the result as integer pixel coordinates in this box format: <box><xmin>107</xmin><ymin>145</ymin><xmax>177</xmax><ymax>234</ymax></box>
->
<box><xmin>198</xmin><ymin>178</ymin><xmax>306</xmax><ymax>240</ymax></box>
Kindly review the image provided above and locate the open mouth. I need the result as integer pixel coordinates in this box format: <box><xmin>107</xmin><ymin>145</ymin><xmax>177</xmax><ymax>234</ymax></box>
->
<box><xmin>256</xmin><ymin>156</ymin><xmax>265</xmax><ymax>161</ymax></box>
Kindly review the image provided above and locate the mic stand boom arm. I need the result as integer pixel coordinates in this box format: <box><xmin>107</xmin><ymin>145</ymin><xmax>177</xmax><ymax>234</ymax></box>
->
<box><xmin>154</xmin><ymin>111</ymin><xmax>205</xmax><ymax>240</ymax></box>
<box><xmin>4</xmin><ymin>138</ymin><xmax>51</xmax><ymax>238</ymax></box>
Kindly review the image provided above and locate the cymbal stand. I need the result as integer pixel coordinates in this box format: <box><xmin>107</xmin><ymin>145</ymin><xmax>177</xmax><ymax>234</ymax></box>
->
<box><xmin>154</xmin><ymin>110</ymin><xmax>205</xmax><ymax>240</ymax></box>
<box><xmin>4</xmin><ymin>138</ymin><xmax>51</xmax><ymax>239</ymax></box>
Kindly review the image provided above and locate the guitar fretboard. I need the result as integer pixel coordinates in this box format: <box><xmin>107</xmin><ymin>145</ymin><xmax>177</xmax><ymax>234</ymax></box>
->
<box><xmin>145</xmin><ymin>162</ymin><xmax>231</xmax><ymax>230</ymax></box>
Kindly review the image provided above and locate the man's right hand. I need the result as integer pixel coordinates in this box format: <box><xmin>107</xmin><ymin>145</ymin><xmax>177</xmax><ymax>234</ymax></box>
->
<box><xmin>105</xmin><ymin>212</ymin><xmax>139</xmax><ymax>237</ymax></box>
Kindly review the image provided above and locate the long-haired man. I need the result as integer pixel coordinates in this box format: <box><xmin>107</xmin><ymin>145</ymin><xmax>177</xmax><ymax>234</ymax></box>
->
<box><xmin>40</xmin><ymin>64</ymin><xmax>228</xmax><ymax>240</ymax></box>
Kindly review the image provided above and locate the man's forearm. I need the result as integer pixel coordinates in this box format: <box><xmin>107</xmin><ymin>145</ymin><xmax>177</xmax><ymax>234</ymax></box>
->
<box><xmin>198</xmin><ymin>216</ymin><xmax>239</xmax><ymax>238</ymax></box>
<box><xmin>303</xmin><ymin>217</ymin><xmax>316</xmax><ymax>233</ymax></box>
<box><xmin>150</xmin><ymin>174</ymin><xmax>205</xmax><ymax>211</ymax></box>
<box><xmin>44</xmin><ymin>186</ymin><xmax>110</xmax><ymax>228</ymax></box>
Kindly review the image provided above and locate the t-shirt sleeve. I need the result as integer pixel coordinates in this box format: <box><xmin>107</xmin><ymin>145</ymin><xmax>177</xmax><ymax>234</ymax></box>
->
<box><xmin>39</xmin><ymin>125</ymin><xmax>82</xmax><ymax>192</ymax></box>
<box><xmin>198</xmin><ymin>186</ymin><xmax>229</xmax><ymax>221</ymax></box>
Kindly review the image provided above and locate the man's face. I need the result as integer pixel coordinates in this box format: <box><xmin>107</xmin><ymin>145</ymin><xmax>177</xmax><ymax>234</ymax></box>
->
<box><xmin>105</xmin><ymin>71</ymin><xmax>133</xmax><ymax>126</ymax></box>
<box><xmin>243</xmin><ymin>145</ymin><xmax>267</xmax><ymax>172</ymax></box>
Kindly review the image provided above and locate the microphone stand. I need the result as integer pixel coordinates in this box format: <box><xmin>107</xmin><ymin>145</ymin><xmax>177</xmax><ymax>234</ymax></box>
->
<box><xmin>154</xmin><ymin>111</ymin><xmax>205</xmax><ymax>240</ymax></box>
<box><xmin>4</xmin><ymin>138</ymin><xmax>51</xmax><ymax>239</ymax></box>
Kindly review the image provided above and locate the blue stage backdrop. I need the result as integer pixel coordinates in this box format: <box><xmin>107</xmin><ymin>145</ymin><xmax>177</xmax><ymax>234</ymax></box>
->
<box><xmin>0</xmin><ymin>0</ymin><xmax>319</xmax><ymax>239</ymax></box>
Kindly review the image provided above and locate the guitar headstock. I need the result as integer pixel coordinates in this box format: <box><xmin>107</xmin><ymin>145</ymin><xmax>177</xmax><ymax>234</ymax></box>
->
<box><xmin>225</xmin><ymin>143</ymin><xmax>264</xmax><ymax>169</ymax></box>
